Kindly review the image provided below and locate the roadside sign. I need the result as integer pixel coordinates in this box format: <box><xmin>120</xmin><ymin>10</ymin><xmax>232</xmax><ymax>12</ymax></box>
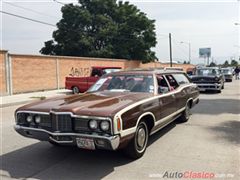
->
<box><xmin>199</xmin><ymin>48</ymin><xmax>211</xmax><ymax>58</ymax></box>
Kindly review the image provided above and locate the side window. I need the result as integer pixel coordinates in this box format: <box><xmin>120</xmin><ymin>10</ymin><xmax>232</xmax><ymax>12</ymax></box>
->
<box><xmin>91</xmin><ymin>69</ymin><xmax>102</xmax><ymax>77</ymax></box>
<box><xmin>172</xmin><ymin>73</ymin><xmax>190</xmax><ymax>85</ymax></box>
<box><xmin>156</xmin><ymin>75</ymin><xmax>170</xmax><ymax>94</ymax></box>
<box><xmin>165</xmin><ymin>74</ymin><xmax>179</xmax><ymax>90</ymax></box>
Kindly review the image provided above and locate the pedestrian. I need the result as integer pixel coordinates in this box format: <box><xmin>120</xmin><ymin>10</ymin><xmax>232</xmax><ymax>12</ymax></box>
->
<box><xmin>234</xmin><ymin>66</ymin><xmax>240</xmax><ymax>80</ymax></box>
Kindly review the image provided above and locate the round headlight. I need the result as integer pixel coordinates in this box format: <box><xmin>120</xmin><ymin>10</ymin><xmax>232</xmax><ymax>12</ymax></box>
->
<box><xmin>26</xmin><ymin>115</ymin><xmax>33</xmax><ymax>123</ymax></box>
<box><xmin>35</xmin><ymin>115</ymin><xmax>41</xmax><ymax>123</ymax></box>
<box><xmin>100</xmin><ymin>121</ymin><xmax>110</xmax><ymax>131</ymax></box>
<box><xmin>89</xmin><ymin>120</ymin><xmax>98</xmax><ymax>130</ymax></box>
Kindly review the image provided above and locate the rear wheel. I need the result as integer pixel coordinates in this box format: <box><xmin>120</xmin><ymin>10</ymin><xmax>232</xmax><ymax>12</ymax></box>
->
<box><xmin>72</xmin><ymin>86</ymin><xmax>80</xmax><ymax>94</ymax></box>
<box><xmin>124</xmin><ymin>121</ymin><xmax>149</xmax><ymax>159</ymax></box>
<box><xmin>178</xmin><ymin>102</ymin><xmax>191</xmax><ymax>123</ymax></box>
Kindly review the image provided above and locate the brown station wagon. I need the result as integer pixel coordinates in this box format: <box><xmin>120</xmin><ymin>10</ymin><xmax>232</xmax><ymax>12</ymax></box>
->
<box><xmin>15</xmin><ymin>69</ymin><xmax>199</xmax><ymax>159</ymax></box>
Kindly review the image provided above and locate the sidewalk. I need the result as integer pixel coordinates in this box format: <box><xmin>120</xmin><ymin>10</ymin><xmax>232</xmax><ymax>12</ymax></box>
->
<box><xmin>0</xmin><ymin>89</ymin><xmax>72</xmax><ymax>107</ymax></box>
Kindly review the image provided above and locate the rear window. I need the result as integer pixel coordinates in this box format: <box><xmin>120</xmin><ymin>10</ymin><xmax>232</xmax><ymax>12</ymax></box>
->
<box><xmin>172</xmin><ymin>73</ymin><xmax>190</xmax><ymax>85</ymax></box>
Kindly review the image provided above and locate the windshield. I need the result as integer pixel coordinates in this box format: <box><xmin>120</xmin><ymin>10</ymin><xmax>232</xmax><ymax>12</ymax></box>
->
<box><xmin>88</xmin><ymin>74</ymin><xmax>154</xmax><ymax>93</ymax></box>
<box><xmin>103</xmin><ymin>68</ymin><xmax>121</xmax><ymax>75</ymax></box>
<box><xmin>196</xmin><ymin>69</ymin><xmax>220</xmax><ymax>76</ymax></box>
<box><xmin>222</xmin><ymin>69</ymin><xmax>231</xmax><ymax>74</ymax></box>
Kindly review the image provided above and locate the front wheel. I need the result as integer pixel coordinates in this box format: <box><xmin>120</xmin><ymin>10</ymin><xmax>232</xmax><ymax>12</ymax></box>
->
<box><xmin>124</xmin><ymin>121</ymin><xmax>149</xmax><ymax>159</ymax></box>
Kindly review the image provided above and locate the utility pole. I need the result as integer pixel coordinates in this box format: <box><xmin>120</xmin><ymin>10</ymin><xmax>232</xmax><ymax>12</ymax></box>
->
<box><xmin>169</xmin><ymin>33</ymin><xmax>173</xmax><ymax>67</ymax></box>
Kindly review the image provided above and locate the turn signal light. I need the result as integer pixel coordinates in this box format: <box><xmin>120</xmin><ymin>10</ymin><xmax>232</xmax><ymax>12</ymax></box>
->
<box><xmin>117</xmin><ymin>117</ymin><xmax>121</xmax><ymax>131</ymax></box>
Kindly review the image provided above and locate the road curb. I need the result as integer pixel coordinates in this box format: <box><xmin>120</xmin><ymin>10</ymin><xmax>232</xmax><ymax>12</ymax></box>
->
<box><xmin>0</xmin><ymin>100</ymin><xmax>33</xmax><ymax>108</ymax></box>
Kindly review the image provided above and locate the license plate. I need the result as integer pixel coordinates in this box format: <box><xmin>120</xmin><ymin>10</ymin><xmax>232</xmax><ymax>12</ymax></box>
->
<box><xmin>199</xmin><ymin>88</ymin><xmax>206</xmax><ymax>91</ymax></box>
<box><xmin>76</xmin><ymin>137</ymin><xmax>95</xmax><ymax>150</ymax></box>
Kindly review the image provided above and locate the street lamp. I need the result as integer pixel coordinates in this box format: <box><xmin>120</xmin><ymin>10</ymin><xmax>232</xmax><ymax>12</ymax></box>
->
<box><xmin>180</xmin><ymin>41</ymin><xmax>191</xmax><ymax>64</ymax></box>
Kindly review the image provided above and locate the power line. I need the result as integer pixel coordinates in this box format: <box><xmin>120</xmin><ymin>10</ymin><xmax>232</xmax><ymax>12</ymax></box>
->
<box><xmin>0</xmin><ymin>10</ymin><xmax>153</xmax><ymax>42</ymax></box>
<box><xmin>4</xmin><ymin>2</ymin><xmax>59</xmax><ymax>19</ymax></box>
<box><xmin>172</xmin><ymin>39</ymin><xmax>189</xmax><ymax>55</ymax></box>
<box><xmin>171</xmin><ymin>40</ymin><xmax>190</xmax><ymax>60</ymax></box>
<box><xmin>0</xmin><ymin>10</ymin><xmax>155</xmax><ymax>42</ymax></box>
<box><xmin>53</xmin><ymin>0</ymin><xmax>67</xmax><ymax>6</ymax></box>
<box><xmin>0</xmin><ymin>11</ymin><xmax>56</xmax><ymax>27</ymax></box>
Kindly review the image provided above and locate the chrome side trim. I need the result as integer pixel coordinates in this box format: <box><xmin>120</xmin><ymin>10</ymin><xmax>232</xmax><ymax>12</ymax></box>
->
<box><xmin>120</xmin><ymin>107</ymin><xmax>185</xmax><ymax>137</ymax></box>
<box><xmin>150</xmin><ymin>114</ymin><xmax>181</xmax><ymax>135</ymax></box>
<box><xmin>196</xmin><ymin>83</ymin><xmax>221</xmax><ymax>86</ymax></box>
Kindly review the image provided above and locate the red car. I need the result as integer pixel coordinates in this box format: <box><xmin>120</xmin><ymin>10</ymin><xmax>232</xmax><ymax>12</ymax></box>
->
<box><xmin>65</xmin><ymin>66</ymin><xmax>121</xmax><ymax>93</ymax></box>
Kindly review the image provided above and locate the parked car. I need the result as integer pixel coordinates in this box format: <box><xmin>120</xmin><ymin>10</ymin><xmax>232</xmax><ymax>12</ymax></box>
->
<box><xmin>191</xmin><ymin>67</ymin><xmax>224</xmax><ymax>93</ymax></box>
<box><xmin>221</xmin><ymin>68</ymin><xmax>233</xmax><ymax>82</ymax></box>
<box><xmin>65</xmin><ymin>66</ymin><xmax>121</xmax><ymax>94</ymax></box>
<box><xmin>15</xmin><ymin>69</ymin><xmax>199</xmax><ymax>159</ymax></box>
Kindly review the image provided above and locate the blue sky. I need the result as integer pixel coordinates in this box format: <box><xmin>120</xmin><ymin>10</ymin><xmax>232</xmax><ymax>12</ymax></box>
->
<box><xmin>1</xmin><ymin>0</ymin><xmax>239</xmax><ymax>64</ymax></box>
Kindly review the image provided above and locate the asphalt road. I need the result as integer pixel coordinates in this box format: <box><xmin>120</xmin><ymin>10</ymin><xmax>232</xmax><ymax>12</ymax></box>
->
<box><xmin>1</xmin><ymin>80</ymin><xmax>240</xmax><ymax>180</ymax></box>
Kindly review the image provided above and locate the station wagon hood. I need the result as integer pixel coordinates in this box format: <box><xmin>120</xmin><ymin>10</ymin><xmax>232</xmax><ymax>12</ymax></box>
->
<box><xmin>16</xmin><ymin>92</ymin><xmax>153</xmax><ymax>117</ymax></box>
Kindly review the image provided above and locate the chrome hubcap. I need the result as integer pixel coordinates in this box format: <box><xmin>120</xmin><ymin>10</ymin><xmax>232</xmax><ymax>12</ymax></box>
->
<box><xmin>137</xmin><ymin>127</ymin><xmax>146</xmax><ymax>148</ymax></box>
<box><xmin>73</xmin><ymin>87</ymin><xmax>78</xmax><ymax>93</ymax></box>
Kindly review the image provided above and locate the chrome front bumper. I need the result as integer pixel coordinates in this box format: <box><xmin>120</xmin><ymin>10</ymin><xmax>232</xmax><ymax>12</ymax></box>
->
<box><xmin>14</xmin><ymin>125</ymin><xmax>120</xmax><ymax>150</ymax></box>
<box><xmin>224</xmin><ymin>75</ymin><xmax>233</xmax><ymax>81</ymax></box>
<box><xmin>196</xmin><ymin>83</ymin><xmax>222</xmax><ymax>91</ymax></box>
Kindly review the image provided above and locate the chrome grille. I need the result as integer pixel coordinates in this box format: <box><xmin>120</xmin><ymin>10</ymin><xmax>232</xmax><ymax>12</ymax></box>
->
<box><xmin>38</xmin><ymin>114</ymin><xmax>51</xmax><ymax>128</ymax></box>
<box><xmin>51</xmin><ymin>113</ymin><xmax>72</xmax><ymax>132</ymax></box>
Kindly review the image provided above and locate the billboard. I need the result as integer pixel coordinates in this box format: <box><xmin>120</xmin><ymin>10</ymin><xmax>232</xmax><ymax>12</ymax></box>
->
<box><xmin>199</xmin><ymin>48</ymin><xmax>211</xmax><ymax>58</ymax></box>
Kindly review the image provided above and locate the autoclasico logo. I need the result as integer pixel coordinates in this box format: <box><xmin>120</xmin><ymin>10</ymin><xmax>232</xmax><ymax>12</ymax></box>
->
<box><xmin>149</xmin><ymin>171</ymin><xmax>215</xmax><ymax>179</ymax></box>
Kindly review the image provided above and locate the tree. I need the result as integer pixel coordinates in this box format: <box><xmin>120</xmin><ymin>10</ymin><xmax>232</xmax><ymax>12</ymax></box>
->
<box><xmin>40</xmin><ymin>0</ymin><xmax>157</xmax><ymax>63</ymax></box>
<box><xmin>230</xmin><ymin>59</ymin><xmax>238</xmax><ymax>67</ymax></box>
<box><xmin>209</xmin><ymin>62</ymin><xmax>217</xmax><ymax>67</ymax></box>
<box><xmin>222</xmin><ymin>60</ymin><xmax>229</xmax><ymax>67</ymax></box>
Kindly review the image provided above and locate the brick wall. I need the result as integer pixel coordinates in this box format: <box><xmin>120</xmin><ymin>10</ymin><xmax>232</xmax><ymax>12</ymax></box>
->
<box><xmin>0</xmin><ymin>51</ymin><xmax>7</xmax><ymax>95</ymax></box>
<box><xmin>58</xmin><ymin>56</ymin><xmax>128</xmax><ymax>88</ymax></box>
<box><xmin>11</xmin><ymin>55</ymin><xmax>57</xmax><ymax>93</ymax></box>
<box><xmin>0</xmin><ymin>50</ymin><xmax>195</xmax><ymax>95</ymax></box>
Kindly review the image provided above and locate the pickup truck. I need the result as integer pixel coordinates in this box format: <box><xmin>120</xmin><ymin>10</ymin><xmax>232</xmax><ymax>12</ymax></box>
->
<box><xmin>65</xmin><ymin>66</ymin><xmax>121</xmax><ymax>93</ymax></box>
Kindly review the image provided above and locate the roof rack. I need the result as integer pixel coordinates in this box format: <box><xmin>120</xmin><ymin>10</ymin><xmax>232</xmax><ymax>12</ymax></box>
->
<box><xmin>164</xmin><ymin>67</ymin><xmax>184</xmax><ymax>71</ymax></box>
